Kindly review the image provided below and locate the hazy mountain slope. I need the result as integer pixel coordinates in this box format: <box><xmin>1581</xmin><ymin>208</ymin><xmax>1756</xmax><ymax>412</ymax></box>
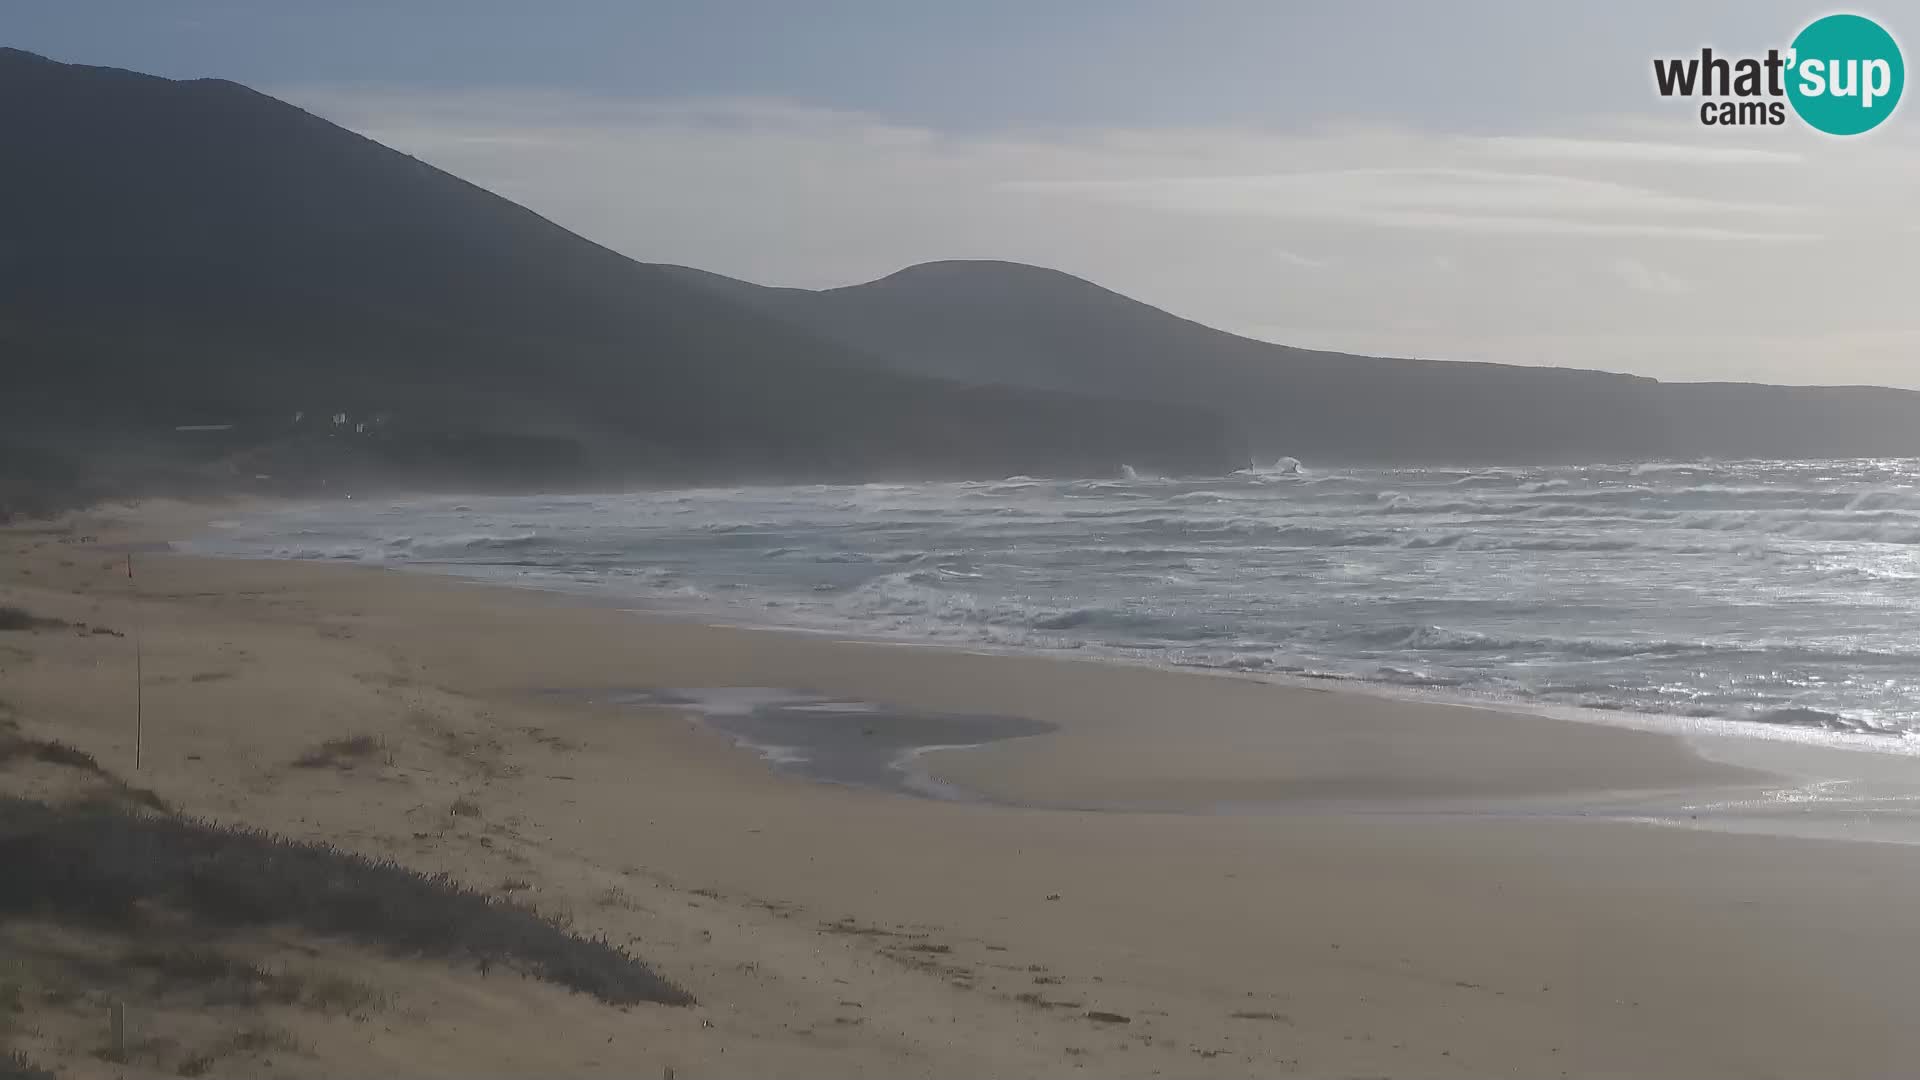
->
<box><xmin>662</xmin><ymin>260</ymin><xmax>1920</xmax><ymax>464</ymax></box>
<box><xmin>0</xmin><ymin>48</ymin><xmax>1232</xmax><ymax>507</ymax></box>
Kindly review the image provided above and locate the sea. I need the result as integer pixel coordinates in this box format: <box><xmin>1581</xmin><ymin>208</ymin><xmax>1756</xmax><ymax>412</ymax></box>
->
<box><xmin>187</xmin><ymin>458</ymin><xmax>1920</xmax><ymax>752</ymax></box>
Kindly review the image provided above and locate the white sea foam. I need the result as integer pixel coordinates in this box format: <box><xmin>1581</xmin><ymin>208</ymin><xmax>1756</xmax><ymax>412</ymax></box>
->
<box><xmin>184</xmin><ymin>457</ymin><xmax>1920</xmax><ymax>745</ymax></box>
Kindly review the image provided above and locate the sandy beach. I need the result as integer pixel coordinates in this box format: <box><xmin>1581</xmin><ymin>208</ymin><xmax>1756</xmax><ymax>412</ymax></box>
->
<box><xmin>7</xmin><ymin>500</ymin><xmax>1920</xmax><ymax>1077</ymax></box>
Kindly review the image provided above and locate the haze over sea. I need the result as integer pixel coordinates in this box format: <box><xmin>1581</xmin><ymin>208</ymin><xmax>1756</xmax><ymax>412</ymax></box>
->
<box><xmin>193</xmin><ymin>458</ymin><xmax>1920</xmax><ymax>750</ymax></box>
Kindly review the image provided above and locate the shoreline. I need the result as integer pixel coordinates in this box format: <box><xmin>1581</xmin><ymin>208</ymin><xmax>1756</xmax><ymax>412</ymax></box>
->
<box><xmin>158</xmin><ymin>498</ymin><xmax>1920</xmax><ymax>843</ymax></box>
<box><xmin>180</xmin><ymin>467</ymin><xmax>1920</xmax><ymax>759</ymax></box>
<box><xmin>13</xmin><ymin>500</ymin><xmax>1920</xmax><ymax>1075</ymax></box>
<box><xmin>609</xmin><ymin>615</ymin><xmax>1920</xmax><ymax>846</ymax></box>
<box><xmin>179</xmin><ymin>493</ymin><xmax>1920</xmax><ymax>769</ymax></box>
<box><xmin>178</xmin><ymin>550</ymin><xmax>1785</xmax><ymax>817</ymax></box>
<box><xmin>68</xmin><ymin>497</ymin><xmax>1920</xmax><ymax>829</ymax></box>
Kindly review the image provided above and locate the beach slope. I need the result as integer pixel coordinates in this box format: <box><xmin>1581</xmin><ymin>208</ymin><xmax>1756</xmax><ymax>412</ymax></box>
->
<box><xmin>2</xmin><ymin>503</ymin><xmax>1917</xmax><ymax>1077</ymax></box>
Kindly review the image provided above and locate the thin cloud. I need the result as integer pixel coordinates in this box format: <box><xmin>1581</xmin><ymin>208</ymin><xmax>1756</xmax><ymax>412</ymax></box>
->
<box><xmin>1608</xmin><ymin>257</ymin><xmax>1693</xmax><ymax>295</ymax></box>
<box><xmin>1479</xmin><ymin>136</ymin><xmax>1804</xmax><ymax>165</ymax></box>
<box><xmin>1365</xmin><ymin>212</ymin><xmax>1812</xmax><ymax>242</ymax></box>
<box><xmin>1001</xmin><ymin>168</ymin><xmax>1811</xmax><ymax>241</ymax></box>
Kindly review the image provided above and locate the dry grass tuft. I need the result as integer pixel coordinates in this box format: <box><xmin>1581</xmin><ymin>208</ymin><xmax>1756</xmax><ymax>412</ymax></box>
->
<box><xmin>291</xmin><ymin>734</ymin><xmax>382</xmax><ymax>770</ymax></box>
<box><xmin>174</xmin><ymin>1024</ymin><xmax>305</xmax><ymax>1076</ymax></box>
<box><xmin>1</xmin><ymin>1051</ymin><xmax>57</xmax><ymax>1080</ymax></box>
<box><xmin>0</xmin><ymin>607</ymin><xmax>64</xmax><ymax>633</ymax></box>
<box><xmin>0</xmin><ymin>733</ymin><xmax>168</xmax><ymax>812</ymax></box>
<box><xmin>0</xmin><ymin>797</ymin><xmax>691</xmax><ymax>1007</ymax></box>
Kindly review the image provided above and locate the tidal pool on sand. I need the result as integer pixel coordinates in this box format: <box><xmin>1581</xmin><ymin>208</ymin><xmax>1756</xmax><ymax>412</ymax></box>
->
<box><xmin>601</xmin><ymin>687</ymin><xmax>1053</xmax><ymax>800</ymax></box>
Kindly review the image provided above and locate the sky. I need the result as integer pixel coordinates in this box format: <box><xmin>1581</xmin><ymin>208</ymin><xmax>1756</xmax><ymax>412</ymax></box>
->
<box><xmin>11</xmin><ymin>1</ymin><xmax>1920</xmax><ymax>387</ymax></box>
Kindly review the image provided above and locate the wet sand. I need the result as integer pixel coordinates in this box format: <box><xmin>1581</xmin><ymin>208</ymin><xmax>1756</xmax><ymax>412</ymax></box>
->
<box><xmin>7</xmin><ymin>500</ymin><xmax>1920</xmax><ymax>1077</ymax></box>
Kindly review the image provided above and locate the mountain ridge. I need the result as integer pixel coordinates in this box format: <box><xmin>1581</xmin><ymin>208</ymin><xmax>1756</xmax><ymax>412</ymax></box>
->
<box><xmin>845</xmin><ymin>259</ymin><xmax>1914</xmax><ymax>392</ymax></box>
<box><xmin>658</xmin><ymin>258</ymin><xmax>1920</xmax><ymax>463</ymax></box>
<box><xmin>0</xmin><ymin>48</ymin><xmax>1233</xmax><ymax>515</ymax></box>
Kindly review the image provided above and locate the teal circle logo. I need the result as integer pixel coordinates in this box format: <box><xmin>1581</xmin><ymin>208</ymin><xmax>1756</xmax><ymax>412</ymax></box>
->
<box><xmin>1787</xmin><ymin>14</ymin><xmax>1904</xmax><ymax>134</ymax></box>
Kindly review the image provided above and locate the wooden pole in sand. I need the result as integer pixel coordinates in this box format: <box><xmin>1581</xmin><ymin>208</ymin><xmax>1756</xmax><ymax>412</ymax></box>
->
<box><xmin>129</xmin><ymin>553</ymin><xmax>142</xmax><ymax>770</ymax></box>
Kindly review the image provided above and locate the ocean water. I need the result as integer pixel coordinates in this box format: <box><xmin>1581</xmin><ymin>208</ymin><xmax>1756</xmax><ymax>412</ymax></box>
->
<box><xmin>189</xmin><ymin>459</ymin><xmax>1920</xmax><ymax>746</ymax></box>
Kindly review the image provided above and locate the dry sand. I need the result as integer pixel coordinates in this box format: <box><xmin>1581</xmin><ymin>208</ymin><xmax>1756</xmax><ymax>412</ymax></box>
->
<box><xmin>5</xmin><ymin>500</ymin><xmax>1920</xmax><ymax>1077</ymax></box>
